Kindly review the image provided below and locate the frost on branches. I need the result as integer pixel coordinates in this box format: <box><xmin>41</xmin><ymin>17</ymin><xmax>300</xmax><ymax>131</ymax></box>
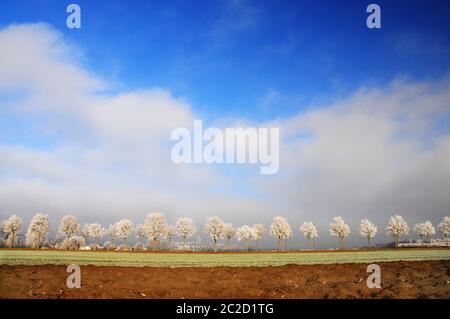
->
<box><xmin>26</xmin><ymin>213</ymin><xmax>50</xmax><ymax>249</ymax></box>
<box><xmin>438</xmin><ymin>216</ymin><xmax>450</xmax><ymax>246</ymax></box>
<box><xmin>204</xmin><ymin>216</ymin><xmax>225</xmax><ymax>252</ymax></box>
<box><xmin>108</xmin><ymin>223</ymin><xmax>120</xmax><ymax>248</ymax></box>
<box><xmin>166</xmin><ymin>224</ymin><xmax>177</xmax><ymax>248</ymax></box>
<box><xmin>58</xmin><ymin>215</ymin><xmax>80</xmax><ymax>249</ymax></box>
<box><xmin>135</xmin><ymin>223</ymin><xmax>147</xmax><ymax>245</ymax></box>
<box><xmin>329</xmin><ymin>217</ymin><xmax>350</xmax><ymax>249</ymax></box>
<box><xmin>299</xmin><ymin>221</ymin><xmax>318</xmax><ymax>250</ymax></box>
<box><xmin>359</xmin><ymin>219</ymin><xmax>377</xmax><ymax>248</ymax></box>
<box><xmin>58</xmin><ymin>235</ymin><xmax>86</xmax><ymax>250</ymax></box>
<box><xmin>143</xmin><ymin>212</ymin><xmax>168</xmax><ymax>251</ymax></box>
<box><xmin>2</xmin><ymin>215</ymin><xmax>23</xmax><ymax>248</ymax></box>
<box><xmin>414</xmin><ymin>221</ymin><xmax>436</xmax><ymax>244</ymax></box>
<box><xmin>81</xmin><ymin>223</ymin><xmax>106</xmax><ymax>246</ymax></box>
<box><xmin>236</xmin><ymin>225</ymin><xmax>257</xmax><ymax>252</ymax></box>
<box><xmin>223</xmin><ymin>223</ymin><xmax>236</xmax><ymax>249</ymax></box>
<box><xmin>269</xmin><ymin>216</ymin><xmax>292</xmax><ymax>251</ymax></box>
<box><xmin>116</xmin><ymin>219</ymin><xmax>134</xmax><ymax>245</ymax></box>
<box><xmin>252</xmin><ymin>223</ymin><xmax>265</xmax><ymax>250</ymax></box>
<box><xmin>386</xmin><ymin>215</ymin><xmax>409</xmax><ymax>247</ymax></box>
<box><xmin>176</xmin><ymin>217</ymin><xmax>196</xmax><ymax>248</ymax></box>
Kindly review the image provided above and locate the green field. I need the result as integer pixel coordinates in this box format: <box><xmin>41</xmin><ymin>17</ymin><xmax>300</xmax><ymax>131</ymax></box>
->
<box><xmin>0</xmin><ymin>249</ymin><xmax>449</xmax><ymax>267</ymax></box>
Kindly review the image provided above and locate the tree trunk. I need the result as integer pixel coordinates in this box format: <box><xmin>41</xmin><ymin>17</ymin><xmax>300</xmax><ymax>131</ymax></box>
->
<box><xmin>426</xmin><ymin>234</ymin><xmax>429</xmax><ymax>244</ymax></box>
<box><xmin>313</xmin><ymin>238</ymin><xmax>316</xmax><ymax>250</ymax></box>
<box><xmin>339</xmin><ymin>236</ymin><xmax>344</xmax><ymax>249</ymax></box>
<box><xmin>284</xmin><ymin>238</ymin><xmax>288</xmax><ymax>252</ymax></box>
<box><xmin>368</xmin><ymin>236</ymin><xmax>371</xmax><ymax>248</ymax></box>
<box><xmin>245</xmin><ymin>239</ymin><xmax>248</xmax><ymax>253</ymax></box>
<box><xmin>226</xmin><ymin>238</ymin><xmax>230</xmax><ymax>250</ymax></box>
<box><xmin>66</xmin><ymin>235</ymin><xmax>70</xmax><ymax>250</ymax></box>
<box><xmin>152</xmin><ymin>239</ymin><xmax>157</xmax><ymax>252</ymax></box>
<box><xmin>395</xmin><ymin>235</ymin><xmax>399</xmax><ymax>248</ymax></box>
<box><xmin>9</xmin><ymin>232</ymin><xmax>15</xmax><ymax>248</ymax></box>
<box><xmin>308</xmin><ymin>237</ymin><xmax>311</xmax><ymax>250</ymax></box>
<box><xmin>277</xmin><ymin>238</ymin><xmax>281</xmax><ymax>251</ymax></box>
<box><xmin>214</xmin><ymin>239</ymin><xmax>217</xmax><ymax>252</ymax></box>
<box><xmin>256</xmin><ymin>239</ymin><xmax>259</xmax><ymax>251</ymax></box>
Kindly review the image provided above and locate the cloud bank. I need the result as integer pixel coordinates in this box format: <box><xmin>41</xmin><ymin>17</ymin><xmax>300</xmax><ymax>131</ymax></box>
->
<box><xmin>1</xmin><ymin>23</ymin><xmax>449</xmax><ymax>247</ymax></box>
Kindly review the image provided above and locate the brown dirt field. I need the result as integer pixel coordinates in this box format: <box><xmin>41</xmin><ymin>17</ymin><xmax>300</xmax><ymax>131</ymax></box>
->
<box><xmin>1</xmin><ymin>260</ymin><xmax>449</xmax><ymax>299</ymax></box>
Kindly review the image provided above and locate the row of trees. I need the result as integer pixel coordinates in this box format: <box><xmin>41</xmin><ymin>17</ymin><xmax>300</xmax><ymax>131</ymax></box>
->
<box><xmin>1</xmin><ymin>213</ymin><xmax>449</xmax><ymax>251</ymax></box>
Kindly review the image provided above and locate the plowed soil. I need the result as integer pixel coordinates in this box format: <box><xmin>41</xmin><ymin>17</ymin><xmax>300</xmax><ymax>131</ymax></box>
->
<box><xmin>1</xmin><ymin>260</ymin><xmax>449</xmax><ymax>299</ymax></box>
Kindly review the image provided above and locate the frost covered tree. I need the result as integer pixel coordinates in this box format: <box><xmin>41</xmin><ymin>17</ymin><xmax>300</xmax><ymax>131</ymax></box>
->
<box><xmin>58</xmin><ymin>215</ymin><xmax>80</xmax><ymax>250</ymax></box>
<box><xmin>223</xmin><ymin>223</ymin><xmax>236</xmax><ymax>249</ymax></box>
<box><xmin>414</xmin><ymin>221</ymin><xmax>435</xmax><ymax>244</ymax></box>
<box><xmin>359</xmin><ymin>219</ymin><xmax>377</xmax><ymax>248</ymax></box>
<box><xmin>236</xmin><ymin>225</ymin><xmax>257</xmax><ymax>252</ymax></box>
<box><xmin>60</xmin><ymin>235</ymin><xmax>86</xmax><ymax>250</ymax></box>
<box><xmin>26</xmin><ymin>213</ymin><xmax>51</xmax><ymax>249</ymax></box>
<box><xmin>438</xmin><ymin>216</ymin><xmax>450</xmax><ymax>246</ymax></box>
<box><xmin>135</xmin><ymin>223</ymin><xmax>147</xmax><ymax>245</ymax></box>
<box><xmin>269</xmin><ymin>216</ymin><xmax>293</xmax><ymax>251</ymax></box>
<box><xmin>87</xmin><ymin>223</ymin><xmax>105</xmax><ymax>247</ymax></box>
<box><xmin>108</xmin><ymin>223</ymin><xmax>120</xmax><ymax>247</ymax></box>
<box><xmin>2</xmin><ymin>215</ymin><xmax>23</xmax><ymax>248</ymax></box>
<box><xmin>70</xmin><ymin>236</ymin><xmax>86</xmax><ymax>249</ymax></box>
<box><xmin>386</xmin><ymin>215</ymin><xmax>409</xmax><ymax>247</ymax></box>
<box><xmin>299</xmin><ymin>221</ymin><xmax>318</xmax><ymax>250</ymax></box>
<box><xmin>176</xmin><ymin>217</ymin><xmax>196</xmax><ymax>249</ymax></box>
<box><xmin>204</xmin><ymin>216</ymin><xmax>225</xmax><ymax>252</ymax></box>
<box><xmin>81</xmin><ymin>223</ymin><xmax>104</xmax><ymax>245</ymax></box>
<box><xmin>144</xmin><ymin>212</ymin><xmax>168</xmax><ymax>252</ymax></box>
<box><xmin>116</xmin><ymin>219</ymin><xmax>134</xmax><ymax>245</ymax></box>
<box><xmin>422</xmin><ymin>221</ymin><xmax>436</xmax><ymax>243</ymax></box>
<box><xmin>329</xmin><ymin>217</ymin><xmax>350</xmax><ymax>249</ymax></box>
<box><xmin>81</xmin><ymin>224</ymin><xmax>92</xmax><ymax>243</ymax></box>
<box><xmin>166</xmin><ymin>225</ymin><xmax>177</xmax><ymax>249</ymax></box>
<box><xmin>252</xmin><ymin>224</ymin><xmax>265</xmax><ymax>251</ymax></box>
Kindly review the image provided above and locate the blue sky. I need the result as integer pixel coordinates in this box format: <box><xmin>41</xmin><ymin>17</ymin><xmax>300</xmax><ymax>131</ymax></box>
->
<box><xmin>1</xmin><ymin>0</ymin><xmax>449</xmax><ymax>121</ymax></box>
<box><xmin>1</xmin><ymin>1</ymin><xmax>450</xmax><ymax>247</ymax></box>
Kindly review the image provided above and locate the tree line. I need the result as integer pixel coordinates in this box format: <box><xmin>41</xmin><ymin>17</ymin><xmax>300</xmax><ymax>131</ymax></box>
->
<box><xmin>1</xmin><ymin>213</ymin><xmax>449</xmax><ymax>251</ymax></box>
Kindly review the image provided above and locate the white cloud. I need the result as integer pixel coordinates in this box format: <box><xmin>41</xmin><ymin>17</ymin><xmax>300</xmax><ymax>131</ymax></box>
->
<box><xmin>0</xmin><ymin>24</ymin><xmax>225</xmax><ymax>219</ymax></box>
<box><xmin>253</xmin><ymin>78</ymin><xmax>450</xmax><ymax>245</ymax></box>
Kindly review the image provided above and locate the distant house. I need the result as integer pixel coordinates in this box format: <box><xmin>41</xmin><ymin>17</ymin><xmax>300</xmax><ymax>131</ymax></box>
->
<box><xmin>398</xmin><ymin>239</ymin><xmax>448</xmax><ymax>248</ymax></box>
<box><xmin>174</xmin><ymin>241</ymin><xmax>202</xmax><ymax>251</ymax></box>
